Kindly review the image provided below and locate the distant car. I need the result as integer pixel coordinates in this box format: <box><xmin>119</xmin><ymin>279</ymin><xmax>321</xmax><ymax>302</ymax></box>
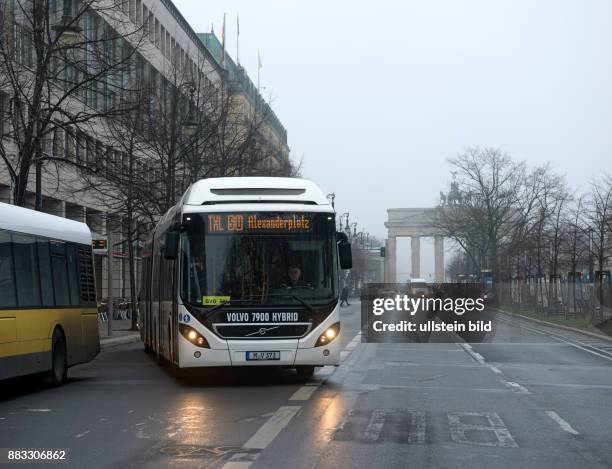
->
<box><xmin>407</xmin><ymin>278</ymin><xmax>433</xmax><ymax>297</ymax></box>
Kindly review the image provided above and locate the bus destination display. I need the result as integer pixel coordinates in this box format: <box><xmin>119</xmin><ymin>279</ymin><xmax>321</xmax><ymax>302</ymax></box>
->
<box><xmin>206</xmin><ymin>213</ymin><xmax>312</xmax><ymax>234</ymax></box>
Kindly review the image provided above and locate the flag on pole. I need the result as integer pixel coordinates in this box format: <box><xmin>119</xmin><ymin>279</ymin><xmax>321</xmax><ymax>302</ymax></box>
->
<box><xmin>258</xmin><ymin>50</ymin><xmax>262</xmax><ymax>70</ymax></box>
<box><xmin>221</xmin><ymin>13</ymin><xmax>226</xmax><ymax>65</ymax></box>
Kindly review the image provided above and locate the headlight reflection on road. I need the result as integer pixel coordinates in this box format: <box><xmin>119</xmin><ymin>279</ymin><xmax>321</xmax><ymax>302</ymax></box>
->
<box><xmin>169</xmin><ymin>398</ymin><xmax>213</xmax><ymax>444</ymax></box>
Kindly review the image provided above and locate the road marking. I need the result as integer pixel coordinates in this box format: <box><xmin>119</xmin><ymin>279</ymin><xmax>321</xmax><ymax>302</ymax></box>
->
<box><xmin>26</xmin><ymin>409</ymin><xmax>51</xmax><ymax>412</ymax></box>
<box><xmin>408</xmin><ymin>411</ymin><xmax>427</xmax><ymax>444</ymax></box>
<box><xmin>363</xmin><ymin>409</ymin><xmax>386</xmax><ymax>441</ymax></box>
<box><xmin>545</xmin><ymin>411</ymin><xmax>579</xmax><ymax>435</ymax></box>
<box><xmin>335</xmin><ymin>409</ymin><xmax>426</xmax><ymax>444</ymax></box>
<box><xmin>75</xmin><ymin>430</ymin><xmax>90</xmax><ymax>438</ymax></box>
<box><xmin>243</xmin><ymin>406</ymin><xmax>301</xmax><ymax>449</ymax></box>
<box><xmin>448</xmin><ymin>412</ymin><xmax>518</xmax><ymax>448</ymax></box>
<box><xmin>489</xmin><ymin>366</ymin><xmax>502</xmax><ymax>374</ymax></box>
<box><xmin>289</xmin><ymin>385</ymin><xmax>319</xmax><ymax>401</ymax></box>
<box><xmin>502</xmin><ymin>380</ymin><xmax>530</xmax><ymax>394</ymax></box>
<box><xmin>459</xmin><ymin>343</ymin><xmax>485</xmax><ymax>364</ymax></box>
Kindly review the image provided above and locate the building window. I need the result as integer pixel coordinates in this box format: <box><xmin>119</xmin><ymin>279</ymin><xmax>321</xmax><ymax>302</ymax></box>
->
<box><xmin>149</xmin><ymin>12</ymin><xmax>154</xmax><ymax>43</ymax></box>
<box><xmin>142</xmin><ymin>5</ymin><xmax>148</xmax><ymax>34</ymax></box>
<box><xmin>65</xmin><ymin>127</ymin><xmax>75</xmax><ymax>161</ymax></box>
<box><xmin>52</xmin><ymin>127</ymin><xmax>64</xmax><ymax>158</ymax></box>
<box><xmin>135</xmin><ymin>0</ymin><xmax>141</xmax><ymax>25</ymax></box>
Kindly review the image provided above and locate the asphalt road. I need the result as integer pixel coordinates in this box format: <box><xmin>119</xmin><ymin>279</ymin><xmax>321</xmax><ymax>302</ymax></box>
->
<box><xmin>2</xmin><ymin>303</ymin><xmax>612</xmax><ymax>469</ymax></box>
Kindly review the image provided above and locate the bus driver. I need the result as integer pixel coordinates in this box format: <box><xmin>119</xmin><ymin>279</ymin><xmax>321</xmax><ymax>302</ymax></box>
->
<box><xmin>281</xmin><ymin>264</ymin><xmax>312</xmax><ymax>289</ymax></box>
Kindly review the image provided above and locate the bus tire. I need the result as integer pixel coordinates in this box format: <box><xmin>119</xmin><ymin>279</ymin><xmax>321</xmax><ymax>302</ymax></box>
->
<box><xmin>49</xmin><ymin>328</ymin><xmax>67</xmax><ymax>386</ymax></box>
<box><xmin>296</xmin><ymin>366</ymin><xmax>315</xmax><ymax>378</ymax></box>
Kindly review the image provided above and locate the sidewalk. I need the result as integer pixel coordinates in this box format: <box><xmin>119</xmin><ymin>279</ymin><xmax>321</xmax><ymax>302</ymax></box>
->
<box><xmin>99</xmin><ymin>319</ymin><xmax>141</xmax><ymax>349</ymax></box>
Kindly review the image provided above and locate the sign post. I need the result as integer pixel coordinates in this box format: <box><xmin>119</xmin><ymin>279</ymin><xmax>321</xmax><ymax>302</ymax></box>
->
<box><xmin>106</xmin><ymin>220</ymin><xmax>114</xmax><ymax>337</ymax></box>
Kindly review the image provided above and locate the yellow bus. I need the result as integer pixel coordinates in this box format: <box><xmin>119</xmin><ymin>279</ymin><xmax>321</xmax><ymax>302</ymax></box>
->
<box><xmin>0</xmin><ymin>202</ymin><xmax>99</xmax><ymax>385</ymax></box>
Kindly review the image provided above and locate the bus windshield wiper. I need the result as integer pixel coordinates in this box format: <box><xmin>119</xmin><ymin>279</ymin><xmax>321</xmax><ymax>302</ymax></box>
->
<box><xmin>266</xmin><ymin>293</ymin><xmax>314</xmax><ymax>312</ymax></box>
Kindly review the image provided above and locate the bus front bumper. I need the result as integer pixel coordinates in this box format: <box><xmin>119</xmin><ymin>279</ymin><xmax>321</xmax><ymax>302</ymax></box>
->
<box><xmin>178</xmin><ymin>334</ymin><xmax>341</xmax><ymax>368</ymax></box>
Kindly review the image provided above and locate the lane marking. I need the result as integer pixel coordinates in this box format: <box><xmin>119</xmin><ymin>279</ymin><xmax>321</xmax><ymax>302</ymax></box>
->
<box><xmin>459</xmin><ymin>343</ymin><xmax>485</xmax><ymax>364</ymax></box>
<box><xmin>363</xmin><ymin>409</ymin><xmax>386</xmax><ymax>441</ymax></box>
<box><xmin>489</xmin><ymin>366</ymin><xmax>502</xmax><ymax>374</ymax></box>
<box><xmin>289</xmin><ymin>386</ymin><xmax>318</xmax><ymax>401</ymax></box>
<box><xmin>502</xmin><ymin>380</ymin><xmax>531</xmax><ymax>395</ymax></box>
<box><xmin>545</xmin><ymin>411</ymin><xmax>579</xmax><ymax>435</ymax></box>
<box><xmin>75</xmin><ymin>430</ymin><xmax>90</xmax><ymax>439</ymax></box>
<box><xmin>242</xmin><ymin>406</ymin><xmax>301</xmax><ymax>449</ymax></box>
<box><xmin>26</xmin><ymin>409</ymin><xmax>51</xmax><ymax>412</ymax></box>
<box><xmin>360</xmin><ymin>383</ymin><xmax>510</xmax><ymax>393</ymax></box>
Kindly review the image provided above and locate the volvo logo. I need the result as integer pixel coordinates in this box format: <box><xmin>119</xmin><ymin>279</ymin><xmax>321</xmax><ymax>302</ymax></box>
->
<box><xmin>245</xmin><ymin>325</ymin><xmax>280</xmax><ymax>337</ymax></box>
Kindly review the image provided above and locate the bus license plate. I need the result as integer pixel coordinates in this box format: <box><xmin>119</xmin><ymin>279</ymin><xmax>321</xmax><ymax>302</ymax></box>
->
<box><xmin>246</xmin><ymin>351</ymin><xmax>280</xmax><ymax>361</ymax></box>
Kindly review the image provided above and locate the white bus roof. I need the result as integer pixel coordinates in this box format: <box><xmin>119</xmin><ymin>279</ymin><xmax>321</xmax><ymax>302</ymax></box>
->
<box><xmin>182</xmin><ymin>177</ymin><xmax>331</xmax><ymax>206</ymax></box>
<box><xmin>0</xmin><ymin>202</ymin><xmax>92</xmax><ymax>246</ymax></box>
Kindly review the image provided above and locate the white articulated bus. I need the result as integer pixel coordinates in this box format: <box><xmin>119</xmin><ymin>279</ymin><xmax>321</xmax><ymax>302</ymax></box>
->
<box><xmin>140</xmin><ymin>177</ymin><xmax>352</xmax><ymax>377</ymax></box>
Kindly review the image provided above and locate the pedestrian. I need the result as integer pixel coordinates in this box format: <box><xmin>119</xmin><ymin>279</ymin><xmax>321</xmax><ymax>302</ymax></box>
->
<box><xmin>340</xmin><ymin>285</ymin><xmax>350</xmax><ymax>306</ymax></box>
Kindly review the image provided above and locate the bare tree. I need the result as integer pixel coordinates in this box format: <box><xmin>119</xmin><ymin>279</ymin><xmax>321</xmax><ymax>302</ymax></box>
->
<box><xmin>586</xmin><ymin>174</ymin><xmax>612</xmax><ymax>319</ymax></box>
<box><xmin>0</xmin><ymin>0</ymin><xmax>143</xmax><ymax>207</ymax></box>
<box><xmin>436</xmin><ymin>147</ymin><xmax>526</xmax><ymax>283</ymax></box>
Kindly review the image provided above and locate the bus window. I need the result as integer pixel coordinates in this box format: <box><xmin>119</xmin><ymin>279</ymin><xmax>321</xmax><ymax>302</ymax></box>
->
<box><xmin>52</xmin><ymin>253</ymin><xmax>70</xmax><ymax>306</ymax></box>
<box><xmin>66</xmin><ymin>244</ymin><xmax>80</xmax><ymax>306</ymax></box>
<box><xmin>78</xmin><ymin>247</ymin><xmax>96</xmax><ymax>306</ymax></box>
<box><xmin>37</xmin><ymin>239</ymin><xmax>55</xmax><ymax>306</ymax></box>
<box><xmin>0</xmin><ymin>230</ymin><xmax>16</xmax><ymax>307</ymax></box>
<box><xmin>13</xmin><ymin>234</ymin><xmax>42</xmax><ymax>307</ymax></box>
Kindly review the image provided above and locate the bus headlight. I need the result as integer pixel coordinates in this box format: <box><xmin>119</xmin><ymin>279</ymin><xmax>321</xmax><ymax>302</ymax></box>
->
<box><xmin>179</xmin><ymin>324</ymin><xmax>210</xmax><ymax>348</ymax></box>
<box><xmin>315</xmin><ymin>322</ymin><xmax>340</xmax><ymax>347</ymax></box>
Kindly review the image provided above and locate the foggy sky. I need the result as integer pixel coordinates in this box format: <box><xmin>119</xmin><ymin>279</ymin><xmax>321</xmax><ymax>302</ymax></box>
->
<box><xmin>173</xmin><ymin>0</ymin><xmax>612</xmax><ymax>277</ymax></box>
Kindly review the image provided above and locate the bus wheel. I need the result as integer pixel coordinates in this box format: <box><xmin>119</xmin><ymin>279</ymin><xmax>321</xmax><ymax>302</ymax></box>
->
<box><xmin>49</xmin><ymin>329</ymin><xmax>67</xmax><ymax>386</ymax></box>
<box><xmin>296</xmin><ymin>366</ymin><xmax>315</xmax><ymax>379</ymax></box>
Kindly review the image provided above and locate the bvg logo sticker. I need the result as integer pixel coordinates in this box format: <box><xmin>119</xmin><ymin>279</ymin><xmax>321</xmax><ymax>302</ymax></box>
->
<box><xmin>178</xmin><ymin>313</ymin><xmax>191</xmax><ymax>323</ymax></box>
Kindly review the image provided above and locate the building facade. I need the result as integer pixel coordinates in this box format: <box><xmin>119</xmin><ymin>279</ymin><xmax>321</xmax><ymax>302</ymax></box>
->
<box><xmin>0</xmin><ymin>0</ymin><xmax>290</xmax><ymax>302</ymax></box>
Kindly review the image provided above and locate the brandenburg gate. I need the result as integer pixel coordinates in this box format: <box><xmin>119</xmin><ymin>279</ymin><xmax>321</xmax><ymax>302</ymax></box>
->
<box><xmin>384</xmin><ymin>208</ymin><xmax>445</xmax><ymax>283</ymax></box>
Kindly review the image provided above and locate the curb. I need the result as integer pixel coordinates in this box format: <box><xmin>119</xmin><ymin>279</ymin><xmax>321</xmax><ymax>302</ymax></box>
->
<box><xmin>495</xmin><ymin>308</ymin><xmax>612</xmax><ymax>344</ymax></box>
<box><xmin>100</xmin><ymin>333</ymin><xmax>141</xmax><ymax>349</ymax></box>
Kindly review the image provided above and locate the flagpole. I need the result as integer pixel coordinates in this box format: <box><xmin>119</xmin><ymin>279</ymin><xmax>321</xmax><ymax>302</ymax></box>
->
<box><xmin>221</xmin><ymin>13</ymin><xmax>226</xmax><ymax>65</ymax></box>
<box><xmin>257</xmin><ymin>50</ymin><xmax>261</xmax><ymax>91</ymax></box>
<box><xmin>236</xmin><ymin>15</ymin><xmax>240</xmax><ymax>65</ymax></box>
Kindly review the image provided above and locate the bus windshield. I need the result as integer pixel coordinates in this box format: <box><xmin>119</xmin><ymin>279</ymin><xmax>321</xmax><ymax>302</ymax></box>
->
<box><xmin>180</xmin><ymin>212</ymin><xmax>338</xmax><ymax>307</ymax></box>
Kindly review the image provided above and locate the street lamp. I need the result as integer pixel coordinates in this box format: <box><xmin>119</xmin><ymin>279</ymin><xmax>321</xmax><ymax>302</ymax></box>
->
<box><xmin>326</xmin><ymin>193</ymin><xmax>335</xmax><ymax>209</ymax></box>
<box><xmin>52</xmin><ymin>0</ymin><xmax>82</xmax><ymax>46</ymax></box>
<box><xmin>182</xmin><ymin>121</ymin><xmax>198</xmax><ymax>137</ymax></box>
<box><xmin>338</xmin><ymin>212</ymin><xmax>349</xmax><ymax>232</ymax></box>
<box><xmin>181</xmin><ymin>82</ymin><xmax>198</xmax><ymax>137</ymax></box>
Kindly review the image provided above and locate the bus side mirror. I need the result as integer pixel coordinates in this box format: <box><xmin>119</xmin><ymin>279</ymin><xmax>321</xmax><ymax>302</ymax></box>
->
<box><xmin>339</xmin><ymin>242</ymin><xmax>352</xmax><ymax>269</ymax></box>
<box><xmin>164</xmin><ymin>231</ymin><xmax>180</xmax><ymax>260</ymax></box>
<box><xmin>336</xmin><ymin>232</ymin><xmax>352</xmax><ymax>270</ymax></box>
